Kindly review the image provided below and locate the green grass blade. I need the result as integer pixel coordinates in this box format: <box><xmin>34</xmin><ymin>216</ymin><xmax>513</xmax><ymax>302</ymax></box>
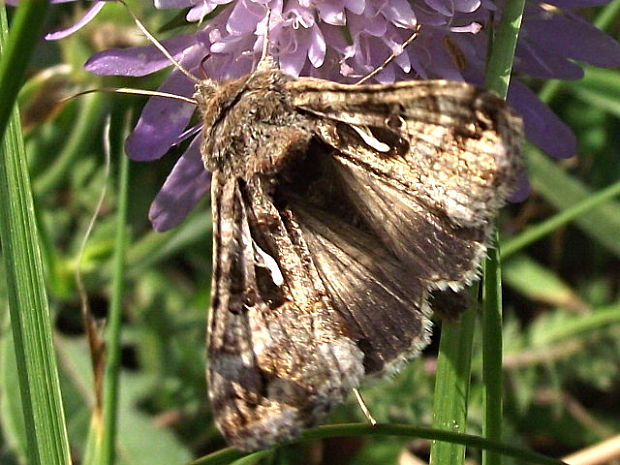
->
<box><xmin>0</xmin><ymin>1</ymin><xmax>49</xmax><ymax>141</ymax></box>
<box><xmin>526</xmin><ymin>146</ymin><xmax>620</xmax><ymax>258</ymax></box>
<box><xmin>575</xmin><ymin>66</ymin><xmax>620</xmax><ymax>95</ymax></box>
<box><xmin>190</xmin><ymin>424</ymin><xmax>567</xmax><ymax>465</ymax></box>
<box><xmin>0</xmin><ymin>330</ymin><xmax>28</xmax><ymax>462</ymax></box>
<box><xmin>502</xmin><ymin>178</ymin><xmax>620</xmax><ymax>258</ymax></box>
<box><xmin>429</xmin><ymin>0</ymin><xmax>524</xmax><ymax>460</ymax></box>
<box><xmin>502</xmin><ymin>255</ymin><xmax>585</xmax><ymax>311</ymax></box>
<box><xmin>591</xmin><ymin>0</ymin><xmax>620</xmax><ymax>30</ymax></box>
<box><xmin>429</xmin><ymin>309</ymin><xmax>476</xmax><ymax>465</ymax></box>
<box><xmin>530</xmin><ymin>303</ymin><xmax>620</xmax><ymax>346</ymax></box>
<box><xmin>125</xmin><ymin>212</ymin><xmax>212</xmax><ymax>276</ymax></box>
<box><xmin>571</xmin><ymin>86</ymin><xmax>620</xmax><ymax>118</ymax></box>
<box><xmin>0</xmin><ymin>6</ymin><xmax>71</xmax><ymax>465</ymax></box>
<box><xmin>34</xmin><ymin>92</ymin><xmax>108</xmax><ymax>196</ymax></box>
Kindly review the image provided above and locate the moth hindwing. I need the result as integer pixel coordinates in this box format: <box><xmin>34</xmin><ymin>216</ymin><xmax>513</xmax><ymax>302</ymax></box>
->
<box><xmin>197</xmin><ymin>67</ymin><xmax>523</xmax><ymax>451</ymax></box>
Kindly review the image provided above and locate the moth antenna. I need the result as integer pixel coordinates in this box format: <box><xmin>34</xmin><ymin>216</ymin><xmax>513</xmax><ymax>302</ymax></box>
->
<box><xmin>355</xmin><ymin>25</ymin><xmax>421</xmax><ymax>85</ymax></box>
<box><xmin>256</xmin><ymin>5</ymin><xmax>276</xmax><ymax>71</ymax></box>
<box><xmin>119</xmin><ymin>0</ymin><xmax>201</xmax><ymax>84</ymax></box>
<box><xmin>65</xmin><ymin>87</ymin><xmax>198</xmax><ymax>106</ymax></box>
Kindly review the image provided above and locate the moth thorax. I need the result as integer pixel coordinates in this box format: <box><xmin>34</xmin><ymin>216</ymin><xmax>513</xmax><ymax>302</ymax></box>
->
<box><xmin>200</xmin><ymin>81</ymin><xmax>314</xmax><ymax>177</ymax></box>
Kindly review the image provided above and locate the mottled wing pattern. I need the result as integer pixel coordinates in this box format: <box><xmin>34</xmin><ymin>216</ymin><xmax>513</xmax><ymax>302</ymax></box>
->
<box><xmin>208</xmin><ymin>171</ymin><xmax>365</xmax><ymax>450</ymax></box>
<box><xmin>286</xmin><ymin>196</ymin><xmax>434</xmax><ymax>375</ymax></box>
<box><xmin>206</xmin><ymin>77</ymin><xmax>523</xmax><ymax>450</ymax></box>
<box><xmin>289</xmin><ymin>79</ymin><xmax>523</xmax><ymax>224</ymax></box>
<box><xmin>288</xmin><ymin>78</ymin><xmax>523</xmax><ymax>292</ymax></box>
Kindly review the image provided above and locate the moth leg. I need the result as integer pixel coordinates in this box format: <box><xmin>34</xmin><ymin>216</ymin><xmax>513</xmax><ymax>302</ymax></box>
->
<box><xmin>353</xmin><ymin>388</ymin><xmax>378</xmax><ymax>426</ymax></box>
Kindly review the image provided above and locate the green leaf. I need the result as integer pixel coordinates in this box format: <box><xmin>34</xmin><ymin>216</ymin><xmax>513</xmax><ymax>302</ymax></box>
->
<box><xmin>503</xmin><ymin>255</ymin><xmax>586</xmax><ymax>311</ymax></box>
<box><xmin>502</xmin><ymin>178</ymin><xmax>620</xmax><ymax>258</ymax></box>
<box><xmin>429</xmin><ymin>309</ymin><xmax>476</xmax><ymax>465</ymax></box>
<box><xmin>526</xmin><ymin>147</ymin><xmax>620</xmax><ymax>258</ymax></box>
<box><xmin>529</xmin><ymin>303</ymin><xmax>620</xmax><ymax>347</ymax></box>
<box><xmin>0</xmin><ymin>6</ymin><xmax>71</xmax><ymax>465</ymax></box>
<box><xmin>55</xmin><ymin>336</ymin><xmax>193</xmax><ymax>465</ymax></box>
<box><xmin>0</xmin><ymin>330</ymin><xmax>27</xmax><ymax>463</ymax></box>
<box><xmin>571</xmin><ymin>87</ymin><xmax>620</xmax><ymax>119</ymax></box>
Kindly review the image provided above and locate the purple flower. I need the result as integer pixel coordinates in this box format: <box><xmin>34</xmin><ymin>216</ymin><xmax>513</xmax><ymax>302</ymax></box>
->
<box><xmin>46</xmin><ymin>1</ymin><xmax>109</xmax><ymax>40</ymax></box>
<box><xmin>6</xmin><ymin>0</ymin><xmax>115</xmax><ymax>40</ymax></box>
<box><xmin>83</xmin><ymin>0</ymin><xmax>620</xmax><ymax>230</ymax></box>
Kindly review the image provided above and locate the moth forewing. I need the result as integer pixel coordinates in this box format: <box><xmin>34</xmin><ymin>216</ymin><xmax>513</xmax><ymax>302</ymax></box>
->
<box><xmin>207</xmin><ymin>171</ymin><xmax>366</xmax><ymax>450</ymax></box>
<box><xmin>287</xmin><ymin>79</ymin><xmax>523</xmax><ymax>222</ymax></box>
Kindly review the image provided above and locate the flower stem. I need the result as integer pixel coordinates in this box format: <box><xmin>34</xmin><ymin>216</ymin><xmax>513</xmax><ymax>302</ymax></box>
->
<box><xmin>484</xmin><ymin>0</ymin><xmax>525</xmax><ymax>99</ymax></box>
<box><xmin>99</xmin><ymin>123</ymin><xmax>130</xmax><ymax>465</ymax></box>
<box><xmin>482</xmin><ymin>1</ymin><xmax>525</xmax><ymax>464</ymax></box>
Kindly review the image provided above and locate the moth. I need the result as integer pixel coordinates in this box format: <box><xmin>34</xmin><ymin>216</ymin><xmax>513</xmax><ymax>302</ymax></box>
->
<box><xmin>112</xmin><ymin>15</ymin><xmax>523</xmax><ymax>451</ymax></box>
<box><xmin>192</xmin><ymin>48</ymin><xmax>524</xmax><ymax>449</ymax></box>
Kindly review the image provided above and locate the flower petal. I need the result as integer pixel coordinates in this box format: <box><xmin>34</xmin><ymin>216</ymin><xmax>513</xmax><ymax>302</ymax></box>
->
<box><xmin>516</xmin><ymin>40</ymin><xmax>584</xmax><ymax>80</ymax></box>
<box><xmin>187</xmin><ymin>3</ymin><xmax>219</xmax><ymax>21</ymax></box>
<box><xmin>155</xmin><ymin>0</ymin><xmax>193</xmax><ymax>7</ymax></box>
<box><xmin>125</xmin><ymin>69</ymin><xmax>197</xmax><ymax>161</ymax></box>
<box><xmin>424</xmin><ymin>0</ymin><xmax>454</xmax><ymax>17</ymax></box>
<box><xmin>308</xmin><ymin>24</ymin><xmax>326</xmax><ymax>68</ymax></box>
<box><xmin>317</xmin><ymin>2</ymin><xmax>346</xmax><ymax>25</ymax></box>
<box><xmin>508</xmin><ymin>81</ymin><xmax>576</xmax><ymax>159</ymax></box>
<box><xmin>227</xmin><ymin>0</ymin><xmax>263</xmax><ymax>34</ymax></box>
<box><xmin>509</xmin><ymin>173</ymin><xmax>531</xmax><ymax>203</ymax></box>
<box><xmin>280</xmin><ymin>31</ymin><xmax>308</xmax><ymax>76</ymax></box>
<box><xmin>525</xmin><ymin>9</ymin><xmax>620</xmax><ymax>68</ymax></box>
<box><xmin>454</xmin><ymin>0</ymin><xmax>481</xmax><ymax>13</ymax></box>
<box><xmin>85</xmin><ymin>33</ymin><xmax>201</xmax><ymax>77</ymax></box>
<box><xmin>382</xmin><ymin>0</ymin><xmax>417</xmax><ymax>28</ymax></box>
<box><xmin>149</xmin><ymin>136</ymin><xmax>212</xmax><ymax>231</ymax></box>
<box><xmin>344</xmin><ymin>0</ymin><xmax>366</xmax><ymax>15</ymax></box>
<box><xmin>45</xmin><ymin>2</ymin><xmax>106</xmax><ymax>40</ymax></box>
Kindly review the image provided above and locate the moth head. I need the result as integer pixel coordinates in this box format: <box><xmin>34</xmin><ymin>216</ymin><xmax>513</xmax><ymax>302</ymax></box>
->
<box><xmin>193</xmin><ymin>79</ymin><xmax>218</xmax><ymax>111</ymax></box>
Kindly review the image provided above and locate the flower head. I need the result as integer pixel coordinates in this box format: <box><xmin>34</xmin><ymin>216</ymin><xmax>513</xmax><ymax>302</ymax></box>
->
<box><xmin>82</xmin><ymin>0</ymin><xmax>620</xmax><ymax>230</ymax></box>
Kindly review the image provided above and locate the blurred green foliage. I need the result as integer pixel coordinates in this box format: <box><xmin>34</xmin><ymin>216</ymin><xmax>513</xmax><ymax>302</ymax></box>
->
<box><xmin>1</xmin><ymin>2</ymin><xmax>619</xmax><ymax>465</ymax></box>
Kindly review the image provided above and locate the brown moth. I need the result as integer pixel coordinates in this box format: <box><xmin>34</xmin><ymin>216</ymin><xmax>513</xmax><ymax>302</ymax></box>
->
<box><xmin>192</xmin><ymin>41</ymin><xmax>524</xmax><ymax>449</ymax></box>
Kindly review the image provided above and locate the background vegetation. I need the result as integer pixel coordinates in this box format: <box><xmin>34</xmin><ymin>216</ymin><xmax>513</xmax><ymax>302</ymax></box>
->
<box><xmin>0</xmin><ymin>2</ymin><xmax>619</xmax><ymax>465</ymax></box>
